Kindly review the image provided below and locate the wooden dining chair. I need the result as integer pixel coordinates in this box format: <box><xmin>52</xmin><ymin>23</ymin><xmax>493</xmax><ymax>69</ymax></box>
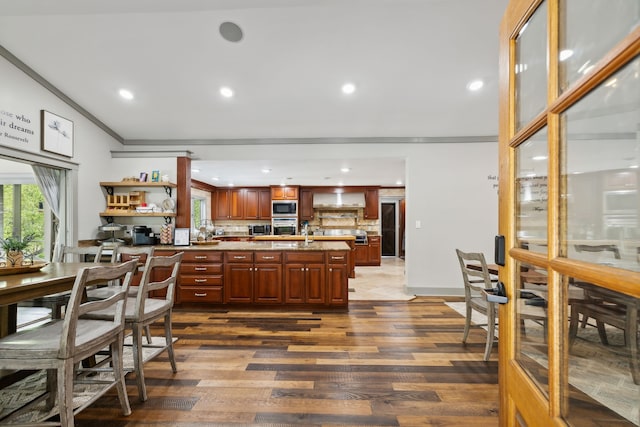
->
<box><xmin>455</xmin><ymin>249</ymin><xmax>499</xmax><ymax>361</ymax></box>
<box><xmin>24</xmin><ymin>245</ymin><xmax>106</xmax><ymax>320</ymax></box>
<box><xmin>0</xmin><ymin>260</ymin><xmax>138</xmax><ymax>426</ymax></box>
<box><xmin>84</xmin><ymin>252</ymin><xmax>183</xmax><ymax>401</ymax></box>
<box><xmin>86</xmin><ymin>245</ymin><xmax>154</xmax><ymax>300</ymax></box>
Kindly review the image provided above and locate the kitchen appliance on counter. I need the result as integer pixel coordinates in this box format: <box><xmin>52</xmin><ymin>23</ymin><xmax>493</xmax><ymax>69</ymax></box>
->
<box><xmin>272</xmin><ymin>218</ymin><xmax>298</xmax><ymax>235</ymax></box>
<box><xmin>249</xmin><ymin>224</ymin><xmax>271</xmax><ymax>236</ymax></box>
<box><xmin>98</xmin><ymin>223</ymin><xmax>126</xmax><ymax>248</ymax></box>
<box><xmin>132</xmin><ymin>225</ymin><xmax>158</xmax><ymax>245</ymax></box>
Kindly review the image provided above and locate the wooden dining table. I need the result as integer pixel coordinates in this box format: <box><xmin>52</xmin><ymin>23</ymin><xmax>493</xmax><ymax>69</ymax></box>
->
<box><xmin>0</xmin><ymin>262</ymin><xmax>96</xmax><ymax>337</ymax></box>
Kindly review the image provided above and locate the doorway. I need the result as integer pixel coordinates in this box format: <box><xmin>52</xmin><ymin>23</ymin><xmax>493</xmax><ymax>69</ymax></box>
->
<box><xmin>380</xmin><ymin>198</ymin><xmax>405</xmax><ymax>257</ymax></box>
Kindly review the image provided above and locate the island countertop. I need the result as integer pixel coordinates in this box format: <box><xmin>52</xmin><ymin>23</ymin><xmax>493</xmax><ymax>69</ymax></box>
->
<box><xmin>252</xmin><ymin>235</ymin><xmax>355</xmax><ymax>241</ymax></box>
<box><xmin>155</xmin><ymin>240</ymin><xmax>350</xmax><ymax>251</ymax></box>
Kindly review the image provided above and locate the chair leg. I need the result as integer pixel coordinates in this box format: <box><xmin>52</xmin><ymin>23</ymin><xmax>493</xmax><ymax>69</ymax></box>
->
<box><xmin>58</xmin><ymin>359</ymin><xmax>75</xmax><ymax>427</ymax></box>
<box><xmin>132</xmin><ymin>323</ymin><xmax>148</xmax><ymax>402</ymax></box>
<box><xmin>145</xmin><ymin>325</ymin><xmax>153</xmax><ymax>344</ymax></box>
<box><xmin>484</xmin><ymin>308</ymin><xmax>496</xmax><ymax>361</ymax></box>
<box><xmin>45</xmin><ymin>368</ymin><xmax>57</xmax><ymax>410</ymax></box>
<box><xmin>596</xmin><ymin>320</ymin><xmax>609</xmax><ymax>345</ymax></box>
<box><xmin>568</xmin><ymin>304</ymin><xmax>579</xmax><ymax>347</ymax></box>
<box><xmin>462</xmin><ymin>304</ymin><xmax>472</xmax><ymax>343</ymax></box>
<box><xmin>111</xmin><ymin>335</ymin><xmax>132</xmax><ymax>415</ymax></box>
<box><xmin>164</xmin><ymin>313</ymin><xmax>178</xmax><ymax>373</ymax></box>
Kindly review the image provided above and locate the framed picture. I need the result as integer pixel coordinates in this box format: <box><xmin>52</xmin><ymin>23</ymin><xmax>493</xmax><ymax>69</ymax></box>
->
<box><xmin>41</xmin><ymin>110</ymin><xmax>74</xmax><ymax>157</ymax></box>
<box><xmin>173</xmin><ymin>228</ymin><xmax>191</xmax><ymax>246</ymax></box>
<box><xmin>139</xmin><ymin>172</ymin><xmax>148</xmax><ymax>182</ymax></box>
<box><xmin>151</xmin><ymin>170</ymin><xmax>160</xmax><ymax>182</ymax></box>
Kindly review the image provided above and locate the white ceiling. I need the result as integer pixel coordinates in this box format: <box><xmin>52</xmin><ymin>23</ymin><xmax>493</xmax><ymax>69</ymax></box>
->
<box><xmin>0</xmin><ymin>0</ymin><xmax>508</xmax><ymax>186</ymax></box>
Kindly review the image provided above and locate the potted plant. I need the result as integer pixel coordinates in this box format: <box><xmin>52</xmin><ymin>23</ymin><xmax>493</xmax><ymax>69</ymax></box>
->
<box><xmin>1</xmin><ymin>234</ymin><xmax>35</xmax><ymax>267</ymax></box>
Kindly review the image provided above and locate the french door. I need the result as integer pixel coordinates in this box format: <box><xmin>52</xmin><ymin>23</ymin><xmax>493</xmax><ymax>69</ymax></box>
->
<box><xmin>498</xmin><ymin>1</ymin><xmax>639</xmax><ymax>426</ymax></box>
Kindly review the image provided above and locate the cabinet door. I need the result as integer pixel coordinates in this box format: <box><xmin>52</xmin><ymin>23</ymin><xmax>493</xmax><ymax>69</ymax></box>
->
<box><xmin>368</xmin><ymin>236</ymin><xmax>381</xmax><ymax>266</ymax></box>
<box><xmin>215</xmin><ymin>189</ymin><xmax>231</xmax><ymax>219</ymax></box>
<box><xmin>327</xmin><ymin>264</ymin><xmax>348</xmax><ymax>305</ymax></box>
<box><xmin>305</xmin><ymin>263</ymin><xmax>326</xmax><ymax>304</ymax></box>
<box><xmin>258</xmin><ymin>189</ymin><xmax>271</xmax><ymax>219</ymax></box>
<box><xmin>364</xmin><ymin>188</ymin><xmax>379</xmax><ymax>219</ymax></box>
<box><xmin>229</xmin><ymin>188</ymin><xmax>245</xmax><ymax>219</ymax></box>
<box><xmin>244</xmin><ymin>189</ymin><xmax>260</xmax><ymax>219</ymax></box>
<box><xmin>272</xmin><ymin>186</ymin><xmax>299</xmax><ymax>200</ymax></box>
<box><xmin>284</xmin><ymin>263</ymin><xmax>306</xmax><ymax>303</ymax></box>
<box><xmin>254</xmin><ymin>264</ymin><xmax>283</xmax><ymax>303</ymax></box>
<box><xmin>299</xmin><ymin>189</ymin><xmax>314</xmax><ymax>221</ymax></box>
<box><xmin>224</xmin><ymin>263</ymin><xmax>253</xmax><ymax>303</ymax></box>
<box><xmin>354</xmin><ymin>245</ymin><xmax>368</xmax><ymax>266</ymax></box>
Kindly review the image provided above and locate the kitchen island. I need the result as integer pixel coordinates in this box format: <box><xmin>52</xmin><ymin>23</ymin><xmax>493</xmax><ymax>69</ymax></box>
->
<box><xmin>154</xmin><ymin>240</ymin><xmax>350</xmax><ymax>309</ymax></box>
<box><xmin>252</xmin><ymin>235</ymin><xmax>356</xmax><ymax>278</ymax></box>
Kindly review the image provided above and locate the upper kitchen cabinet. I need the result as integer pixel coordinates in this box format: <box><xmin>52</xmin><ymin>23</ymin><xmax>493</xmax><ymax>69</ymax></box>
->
<box><xmin>299</xmin><ymin>189</ymin><xmax>314</xmax><ymax>221</ymax></box>
<box><xmin>271</xmin><ymin>185</ymin><xmax>299</xmax><ymax>200</ymax></box>
<box><xmin>214</xmin><ymin>188</ymin><xmax>244</xmax><ymax>220</ymax></box>
<box><xmin>364</xmin><ymin>188</ymin><xmax>379</xmax><ymax>219</ymax></box>
<box><xmin>244</xmin><ymin>188</ymin><xmax>271</xmax><ymax>220</ymax></box>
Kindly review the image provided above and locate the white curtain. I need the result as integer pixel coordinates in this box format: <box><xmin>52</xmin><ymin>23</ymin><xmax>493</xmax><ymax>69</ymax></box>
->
<box><xmin>31</xmin><ymin>165</ymin><xmax>62</xmax><ymax>261</ymax></box>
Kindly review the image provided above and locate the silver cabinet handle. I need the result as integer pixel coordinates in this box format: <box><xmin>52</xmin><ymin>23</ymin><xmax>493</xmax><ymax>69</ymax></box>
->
<box><xmin>194</xmin><ymin>293</ymin><xmax>207</xmax><ymax>297</ymax></box>
<box><xmin>301</xmin><ymin>267</ymin><xmax>305</xmax><ymax>271</ymax></box>
<box><xmin>234</xmin><ymin>255</ymin><xmax>247</xmax><ymax>259</ymax></box>
<box><xmin>195</xmin><ymin>255</ymin><xmax>207</xmax><ymax>260</ymax></box>
<box><xmin>331</xmin><ymin>256</ymin><xmax>344</xmax><ymax>260</ymax></box>
<box><xmin>195</xmin><ymin>267</ymin><xmax>207</xmax><ymax>271</ymax></box>
<box><xmin>329</xmin><ymin>268</ymin><xmax>333</xmax><ymax>272</ymax></box>
<box><xmin>262</xmin><ymin>256</ymin><xmax>275</xmax><ymax>260</ymax></box>
<box><xmin>195</xmin><ymin>279</ymin><xmax>207</xmax><ymax>283</ymax></box>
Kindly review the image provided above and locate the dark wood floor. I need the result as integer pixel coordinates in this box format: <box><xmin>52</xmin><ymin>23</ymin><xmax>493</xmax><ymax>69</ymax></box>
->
<box><xmin>76</xmin><ymin>297</ymin><xmax>499</xmax><ymax>426</ymax></box>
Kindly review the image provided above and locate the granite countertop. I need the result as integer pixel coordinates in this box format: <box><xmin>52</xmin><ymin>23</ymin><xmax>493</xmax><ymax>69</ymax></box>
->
<box><xmin>253</xmin><ymin>235</ymin><xmax>355</xmax><ymax>241</ymax></box>
<box><xmin>156</xmin><ymin>241</ymin><xmax>350</xmax><ymax>251</ymax></box>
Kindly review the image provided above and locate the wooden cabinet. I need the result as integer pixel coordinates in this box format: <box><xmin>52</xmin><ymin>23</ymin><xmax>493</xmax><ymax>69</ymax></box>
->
<box><xmin>283</xmin><ymin>252</ymin><xmax>325</xmax><ymax>304</ymax></box>
<box><xmin>271</xmin><ymin>185</ymin><xmax>299</xmax><ymax>200</ymax></box>
<box><xmin>364</xmin><ymin>188</ymin><xmax>379</xmax><ymax>219</ymax></box>
<box><xmin>354</xmin><ymin>236</ymin><xmax>381</xmax><ymax>266</ymax></box>
<box><xmin>216</xmin><ymin>188</ymin><xmax>271</xmax><ymax>220</ymax></box>
<box><xmin>327</xmin><ymin>251</ymin><xmax>349</xmax><ymax>305</ymax></box>
<box><xmin>299</xmin><ymin>189</ymin><xmax>314</xmax><ymax>221</ymax></box>
<box><xmin>367</xmin><ymin>236</ymin><xmax>381</xmax><ymax>266</ymax></box>
<box><xmin>176</xmin><ymin>250</ymin><xmax>223</xmax><ymax>303</ymax></box>
<box><xmin>244</xmin><ymin>188</ymin><xmax>271</xmax><ymax>220</ymax></box>
<box><xmin>225</xmin><ymin>251</ymin><xmax>283</xmax><ymax>303</ymax></box>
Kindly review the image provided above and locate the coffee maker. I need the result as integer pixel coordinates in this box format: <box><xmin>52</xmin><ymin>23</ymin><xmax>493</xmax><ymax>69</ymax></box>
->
<box><xmin>132</xmin><ymin>226</ymin><xmax>158</xmax><ymax>245</ymax></box>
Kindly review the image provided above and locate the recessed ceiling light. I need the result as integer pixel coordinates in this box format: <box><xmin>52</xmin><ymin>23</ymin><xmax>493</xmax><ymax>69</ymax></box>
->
<box><xmin>337</xmin><ymin>182</ymin><xmax>344</xmax><ymax>187</ymax></box>
<box><xmin>340</xmin><ymin>167</ymin><xmax>350</xmax><ymax>173</ymax></box>
<box><xmin>191</xmin><ymin>168</ymin><xmax>200</xmax><ymax>173</ymax></box>
<box><xmin>261</xmin><ymin>168</ymin><xmax>271</xmax><ymax>174</ymax></box>
<box><xmin>220</xmin><ymin>87</ymin><xmax>234</xmax><ymax>98</ymax></box>
<box><xmin>467</xmin><ymin>80</ymin><xmax>484</xmax><ymax>91</ymax></box>
<box><xmin>228</xmin><ymin>182</ymin><xmax>234</xmax><ymax>187</ymax></box>
<box><xmin>118</xmin><ymin>89</ymin><xmax>134</xmax><ymax>100</ymax></box>
<box><xmin>212</xmin><ymin>177</ymin><xmax>219</xmax><ymax>181</ymax></box>
<box><xmin>341</xmin><ymin>83</ymin><xmax>356</xmax><ymax>95</ymax></box>
<box><xmin>396</xmin><ymin>180</ymin><xmax>403</xmax><ymax>185</ymax></box>
<box><xmin>630</xmin><ymin>165</ymin><xmax>639</xmax><ymax>169</ymax></box>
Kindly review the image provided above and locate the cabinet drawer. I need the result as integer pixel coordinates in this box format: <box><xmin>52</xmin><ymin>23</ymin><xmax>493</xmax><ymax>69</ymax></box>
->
<box><xmin>182</xmin><ymin>251</ymin><xmax>223</xmax><ymax>263</ymax></box>
<box><xmin>255</xmin><ymin>251</ymin><xmax>282</xmax><ymax>263</ymax></box>
<box><xmin>180</xmin><ymin>275</ymin><xmax>223</xmax><ymax>286</ymax></box>
<box><xmin>284</xmin><ymin>251</ymin><xmax>324</xmax><ymax>263</ymax></box>
<box><xmin>181</xmin><ymin>264</ymin><xmax>223</xmax><ymax>275</ymax></box>
<box><xmin>328</xmin><ymin>251</ymin><xmax>348</xmax><ymax>264</ymax></box>
<box><xmin>225</xmin><ymin>251</ymin><xmax>254</xmax><ymax>263</ymax></box>
<box><xmin>179</xmin><ymin>286</ymin><xmax>223</xmax><ymax>303</ymax></box>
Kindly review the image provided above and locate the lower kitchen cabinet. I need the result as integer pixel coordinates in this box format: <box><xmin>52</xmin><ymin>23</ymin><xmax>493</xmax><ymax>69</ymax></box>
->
<box><xmin>354</xmin><ymin>236</ymin><xmax>381</xmax><ymax>266</ymax></box>
<box><xmin>284</xmin><ymin>252</ymin><xmax>326</xmax><ymax>304</ymax></box>
<box><xmin>327</xmin><ymin>251</ymin><xmax>349</xmax><ymax>305</ymax></box>
<box><xmin>225</xmin><ymin>251</ymin><xmax>283</xmax><ymax>303</ymax></box>
<box><xmin>177</xmin><ymin>250</ymin><xmax>224</xmax><ymax>303</ymax></box>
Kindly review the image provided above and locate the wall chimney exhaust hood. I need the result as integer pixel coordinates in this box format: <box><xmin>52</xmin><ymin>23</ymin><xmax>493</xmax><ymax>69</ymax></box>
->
<box><xmin>313</xmin><ymin>192</ymin><xmax>366</xmax><ymax>209</ymax></box>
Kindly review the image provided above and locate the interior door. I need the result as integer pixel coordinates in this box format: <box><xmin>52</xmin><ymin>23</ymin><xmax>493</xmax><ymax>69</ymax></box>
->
<box><xmin>381</xmin><ymin>202</ymin><xmax>396</xmax><ymax>256</ymax></box>
<box><xmin>499</xmin><ymin>1</ymin><xmax>639</xmax><ymax>426</ymax></box>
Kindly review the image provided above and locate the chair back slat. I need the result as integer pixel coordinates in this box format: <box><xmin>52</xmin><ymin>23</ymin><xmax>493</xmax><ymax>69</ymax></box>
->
<box><xmin>57</xmin><ymin>245</ymin><xmax>105</xmax><ymax>263</ymax></box>
<box><xmin>455</xmin><ymin>249</ymin><xmax>495</xmax><ymax>294</ymax></box>
<box><xmin>133</xmin><ymin>252</ymin><xmax>183</xmax><ymax>320</ymax></box>
<box><xmin>58</xmin><ymin>259</ymin><xmax>138</xmax><ymax>358</ymax></box>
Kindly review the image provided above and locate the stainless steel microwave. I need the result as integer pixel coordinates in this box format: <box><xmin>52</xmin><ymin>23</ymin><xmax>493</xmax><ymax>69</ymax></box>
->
<box><xmin>272</xmin><ymin>200</ymin><xmax>297</xmax><ymax>216</ymax></box>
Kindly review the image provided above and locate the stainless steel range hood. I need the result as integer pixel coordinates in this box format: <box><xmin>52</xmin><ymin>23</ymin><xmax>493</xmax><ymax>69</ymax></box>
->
<box><xmin>312</xmin><ymin>192</ymin><xmax>365</xmax><ymax>209</ymax></box>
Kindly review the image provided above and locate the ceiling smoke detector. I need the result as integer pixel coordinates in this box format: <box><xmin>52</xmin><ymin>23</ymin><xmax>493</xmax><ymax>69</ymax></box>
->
<box><xmin>219</xmin><ymin>22</ymin><xmax>243</xmax><ymax>43</ymax></box>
